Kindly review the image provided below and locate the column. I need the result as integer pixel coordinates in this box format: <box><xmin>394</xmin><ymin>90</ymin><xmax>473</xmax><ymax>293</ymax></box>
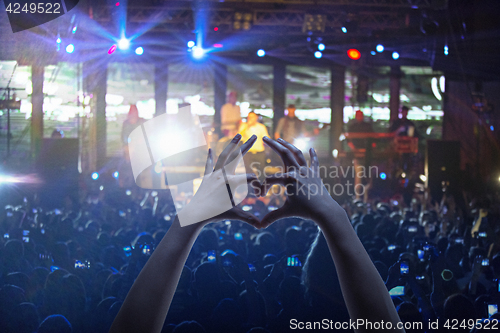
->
<box><xmin>83</xmin><ymin>60</ymin><xmax>108</xmax><ymax>170</ymax></box>
<box><xmin>213</xmin><ymin>62</ymin><xmax>227</xmax><ymax>136</ymax></box>
<box><xmin>155</xmin><ymin>63</ymin><xmax>168</xmax><ymax>115</ymax></box>
<box><xmin>389</xmin><ymin>66</ymin><xmax>402</xmax><ymax>123</ymax></box>
<box><xmin>330</xmin><ymin>64</ymin><xmax>345</xmax><ymax>157</ymax></box>
<box><xmin>31</xmin><ymin>64</ymin><xmax>44</xmax><ymax>159</ymax></box>
<box><xmin>273</xmin><ymin>63</ymin><xmax>286</xmax><ymax>134</ymax></box>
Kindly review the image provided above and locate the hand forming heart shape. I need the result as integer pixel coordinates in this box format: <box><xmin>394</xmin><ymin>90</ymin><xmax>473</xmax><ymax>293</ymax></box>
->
<box><xmin>187</xmin><ymin>134</ymin><xmax>337</xmax><ymax>230</ymax></box>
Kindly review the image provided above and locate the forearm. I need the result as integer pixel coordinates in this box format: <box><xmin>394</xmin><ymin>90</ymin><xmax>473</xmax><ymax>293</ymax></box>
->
<box><xmin>110</xmin><ymin>216</ymin><xmax>202</xmax><ymax>333</ymax></box>
<box><xmin>316</xmin><ymin>200</ymin><xmax>404</xmax><ymax>332</ymax></box>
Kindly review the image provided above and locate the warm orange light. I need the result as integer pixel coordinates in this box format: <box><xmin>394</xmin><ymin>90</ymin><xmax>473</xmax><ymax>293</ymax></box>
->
<box><xmin>347</xmin><ymin>49</ymin><xmax>361</xmax><ymax>60</ymax></box>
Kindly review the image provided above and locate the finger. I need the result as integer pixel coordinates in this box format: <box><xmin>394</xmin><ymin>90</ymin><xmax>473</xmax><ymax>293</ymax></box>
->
<box><xmin>214</xmin><ymin>134</ymin><xmax>242</xmax><ymax>171</ymax></box>
<box><xmin>260</xmin><ymin>205</ymin><xmax>289</xmax><ymax>229</ymax></box>
<box><xmin>226</xmin><ymin>135</ymin><xmax>257</xmax><ymax>174</ymax></box>
<box><xmin>204</xmin><ymin>148</ymin><xmax>214</xmax><ymax>176</ymax></box>
<box><xmin>263</xmin><ymin>136</ymin><xmax>300</xmax><ymax>172</ymax></box>
<box><xmin>309</xmin><ymin>148</ymin><xmax>319</xmax><ymax>174</ymax></box>
<box><xmin>227</xmin><ymin>173</ymin><xmax>260</xmax><ymax>189</ymax></box>
<box><xmin>277</xmin><ymin>138</ymin><xmax>307</xmax><ymax>166</ymax></box>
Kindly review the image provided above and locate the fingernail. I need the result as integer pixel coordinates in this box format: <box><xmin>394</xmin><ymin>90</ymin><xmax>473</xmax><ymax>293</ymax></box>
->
<box><xmin>232</xmin><ymin>134</ymin><xmax>241</xmax><ymax>142</ymax></box>
<box><xmin>263</xmin><ymin>136</ymin><xmax>269</xmax><ymax>140</ymax></box>
<box><xmin>251</xmin><ymin>134</ymin><xmax>257</xmax><ymax>140</ymax></box>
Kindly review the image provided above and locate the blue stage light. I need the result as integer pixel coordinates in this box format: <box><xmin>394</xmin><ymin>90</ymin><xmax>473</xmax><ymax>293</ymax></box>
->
<box><xmin>314</xmin><ymin>51</ymin><xmax>322</xmax><ymax>58</ymax></box>
<box><xmin>91</xmin><ymin>172</ymin><xmax>99</xmax><ymax>180</ymax></box>
<box><xmin>56</xmin><ymin>37</ymin><xmax>61</xmax><ymax>44</ymax></box>
<box><xmin>257</xmin><ymin>49</ymin><xmax>265</xmax><ymax>57</ymax></box>
<box><xmin>380</xmin><ymin>172</ymin><xmax>387</xmax><ymax>180</ymax></box>
<box><xmin>192</xmin><ymin>46</ymin><xmax>205</xmax><ymax>59</ymax></box>
<box><xmin>444</xmin><ymin>45</ymin><xmax>449</xmax><ymax>56</ymax></box>
<box><xmin>113</xmin><ymin>171</ymin><xmax>119</xmax><ymax>179</ymax></box>
<box><xmin>376</xmin><ymin>44</ymin><xmax>384</xmax><ymax>52</ymax></box>
<box><xmin>318</xmin><ymin>43</ymin><xmax>325</xmax><ymax>51</ymax></box>
<box><xmin>135</xmin><ymin>47</ymin><xmax>144</xmax><ymax>55</ymax></box>
<box><xmin>66</xmin><ymin>44</ymin><xmax>75</xmax><ymax>53</ymax></box>
<box><xmin>392</xmin><ymin>51</ymin><xmax>400</xmax><ymax>60</ymax></box>
<box><xmin>118</xmin><ymin>38</ymin><xmax>130</xmax><ymax>50</ymax></box>
<box><xmin>187</xmin><ymin>40</ymin><xmax>195</xmax><ymax>48</ymax></box>
<box><xmin>341</xmin><ymin>26</ymin><xmax>347</xmax><ymax>33</ymax></box>
<box><xmin>371</xmin><ymin>51</ymin><xmax>376</xmax><ymax>55</ymax></box>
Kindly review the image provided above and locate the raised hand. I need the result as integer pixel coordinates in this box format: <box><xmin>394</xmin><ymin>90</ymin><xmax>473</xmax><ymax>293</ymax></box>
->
<box><xmin>178</xmin><ymin>133</ymin><xmax>260</xmax><ymax>228</ymax></box>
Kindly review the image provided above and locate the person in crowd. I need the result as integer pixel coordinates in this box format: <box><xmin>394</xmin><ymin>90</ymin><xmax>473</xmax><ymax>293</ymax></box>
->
<box><xmin>121</xmin><ymin>104</ymin><xmax>144</xmax><ymax>150</ymax></box>
<box><xmin>239</xmin><ymin>111</ymin><xmax>270</xmax><ymax>179</ymax></box>
<box><xmin>221</xmin><ymin>91</ymin><xmax>242</xmax><ymax>137</ymax></box>
<box><xmin>347</xmin><ymin>110</ymin><xmax>374</xmax><ymax>151</ymax></box>
<box><xmin>389</xmin><ymin>106</ymin><xmax>420</xmax><ymax>138</ymax></box>
<box><xmin>274</xmin><ymin>104</ymin><xmax>304</xmax><ymax>143</ymax></box>
<box><xmin>347</xmin><ymin>110</ymin><xmax>374</xmax><ymax>196</ymax></box>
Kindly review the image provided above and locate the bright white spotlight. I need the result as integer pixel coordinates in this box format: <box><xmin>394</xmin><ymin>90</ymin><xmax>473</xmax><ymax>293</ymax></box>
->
<box><xmin>192</xmin><ymin>46</ymin><xmax>205</xmax><ymax>59</ymax></box>
<box><xmin>314</xmin><ymin>51</ymin><xmax>322</xmax><ymax>58</ymax></box>
<box><xmin>91</xmin><ymin>172</ymin><xmax>99</xmax><ymax>180</ymax></box>
<box><xmin>392</xmin><ymin>51</ymin><xmax>400</xmax><ymax>59</ymax></box>
<box><xmin>135</xmin><ymin>47</ymin><xmax>144</xmax><ymax>55</ymax></box>
<box><xmin>66</xmin><ymin>44</ymin><xmax>75</xmax><ymax>53</ymax></box>
<box><xmin>187</xmin><ymin>40</ymin><xmax>195</xmax><ymax>48</ymax></box>
<box><xmin>113</xmin><ymin>171</ymin><xmax>119</xmax><ymax>179</ymax></box>
<box><xmin>420</xmin><ymin>174</ymin><xmax>427</xmax><ymax>182</ymax></box>
<box><xmin>318</xmin><ymin>43</ymin><xmax>325</xmax><ymax>51</ymax></box>
<box><xmin>257</xmin><ymin>49</ymin><xmax>265</xmax><ymax>57</ymax></box>
<box><xmin>341</xmin><ymin>26</ymin><xmax>347</xmax><ymax>33</ymax></box>
<box><xmin>376</xmin><ymin>44</ymin><xmax>384</xmax><ymax>52</ymax></box>
<box><xmin>56</xmin><ymin>37</ymin><xmax>61</xmax><ymax>44</ymax></box>
<box><xmin>118</xmin><ymin>38</ymin><xmax>130</xmax><ymax>50</ymax></box>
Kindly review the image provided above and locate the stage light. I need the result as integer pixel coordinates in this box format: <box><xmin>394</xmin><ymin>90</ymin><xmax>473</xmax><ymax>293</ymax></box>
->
<box><xmin>187</xmin><ymin>40</ymin><xmax>195</xmax><ymax>48</ymax></box>
<box><xmin>72</xmin><ymin>26</ymin><xmax>77</xmax><ymax>34</ymax></box>
<box><xmin>115</xmin><ymin>2</ymin><xmax>119</xmax><ymax>5</ymax></box>
<box><xmin>66</xmin><ymin>44</ymin><xmax>75</xmax><ymax>53</ymax></box>
<box><xmin>108</xmin><ymin>44</ymin><xmax>117</xmax><ymax>54</ymax></box>
<box><xmin>213</xmin><ymin>43</ymin><xmax>223</xmax><ymax>48</ymax></box>
<box><xmin>401</xmin><ymin>172</ymin><xmax>406</xmax><ymax>178</ymax></box>
<box><xmin>91</xmin><ymin>172</ymin><xmax>99</xmax><ymax>180</ymax></box>
<box><xmin>154</xmin><ymin>162</ymin><xmax>162</xmax><ymax>174</ymax></box>
<box><xmin>419</xmin><ymin>174</ymin><xmax>427</xmax><ymax>182</ymax></box>
<box><xmin>192</xmin><ymin>46</ymin><xmax>205</xmax><ymax>59</ymax></box>
<box><xmin>56</xmin><ymin>37</ymin><xmax>61</xmax><ymax>44</ymax></box>
<box><xmin>113</xmin><ymin>171</ymin><xmax>119</xmax><ymax>179</ymax></box>
<box><xmin>392</xmin><ymin>51</ymin><xmax>400</xmax><ymax>59</ymax></box>
<box><xmin>371</xmin><ymin>51</ymin><xmax>376</xmax><ymax>55</ymax></box>
<box><xmin>341</xmin><ymin>26</ymin><xmax>347</xmax><ymax>33</ymax></box>
<box><xmin>118</xmin><ymin>38</ymin><xmax>130</xmax><ymax>50</ymax></box>
<box><xmin>431</xmin><ymin>77</ymin><xmax>442</xmax><ymax>101</ymax></box>
<box><xmin>347</xmin><ymin>49</ymin><xmax>361</xmax><ymax>60</ymax></box>
<box><xmin>135</xmin><ymin>47</ymin><xmax>144</xmax><ymax>55</ymax></box>
<box><xmin>380</xmin><ymin>172</ymin><xmax>387</xmax><ymax>180</ymax></box>
<box><xmin>318</xmin><ymin>43</ymin><xmax>325</xmax><ymax>51</ymax></box>
<box><xmin>257</xmin><ymin>49</ymin><xmax>265</xmax><ymax>57</ymax></box>
<box><xmin>99</xmin><ymin>186</ymin><xmax>104</xmax><ymax>191</ymax></box>
<box><xmin>332</xmin><ymin>149</ymin><xmax>338</xmax><ymax>158</ymax></box>
<box><xmin>491</xmin><ymin>125</ymin><xmax>494</xmax><ymax>131</ymax></box>
<box><xmin>294</xmin><ymin>138</ymin><xmax>307</xmax><ymax>151</ymax></box>
<box><xmin>444</xmin><ymin>45</ymin><xmax>449</xmax><ymax>56</ymax></box>
<box><xmin>0</xmin><ymin>175</ymin><xmax>17</xmax><ymax>183</ymax></box>
<box><xmin>314</xmin><ymin>51</ymin><xmax>322</xmax><ymax>59</ymax></box>
<box><xmin>214</xmin><ymin>27</ymin><xmax>218</xmax><ymax>31</ymax></box>
<box><xmin>376</xmin><ymin>44</ymin><xmax>384</xmax><ymax>52</ymax></box>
